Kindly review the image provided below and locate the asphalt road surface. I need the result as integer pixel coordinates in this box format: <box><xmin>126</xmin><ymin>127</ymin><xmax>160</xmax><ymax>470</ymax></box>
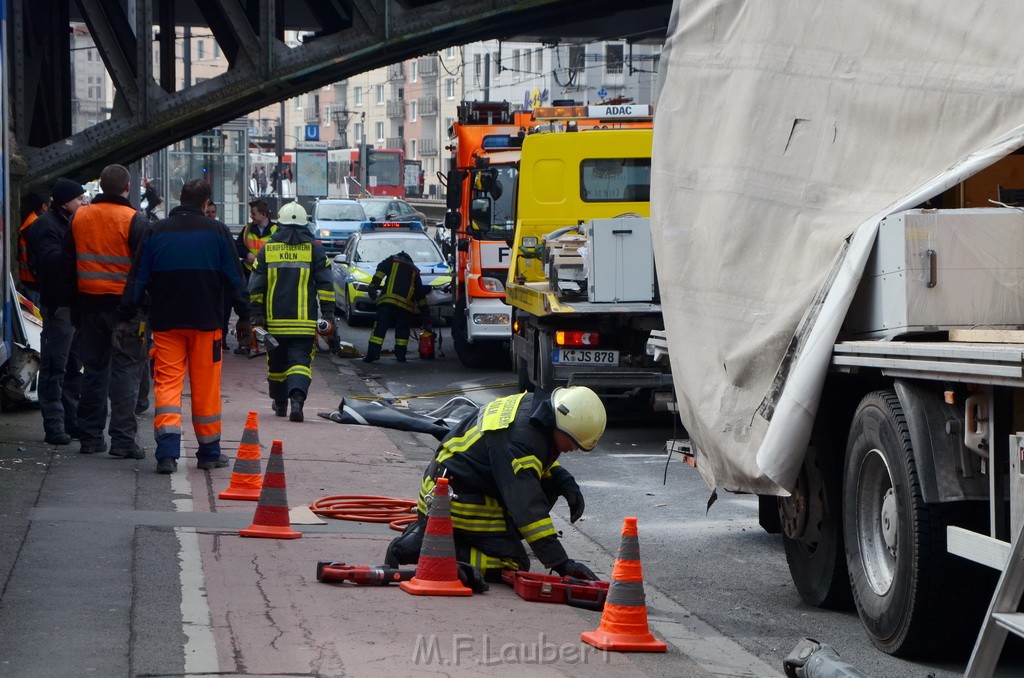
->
<box><xmin>332</xmin><ymin>317</ymin><xmax>1020</xmax><ymax>678</ymax></box>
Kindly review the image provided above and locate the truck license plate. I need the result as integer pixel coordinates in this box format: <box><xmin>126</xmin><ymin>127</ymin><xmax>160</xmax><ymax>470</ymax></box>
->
<box><xmin>552</xmin><ymin>349</ymin><xmax>619</xmax><ymax>365</ymax></box>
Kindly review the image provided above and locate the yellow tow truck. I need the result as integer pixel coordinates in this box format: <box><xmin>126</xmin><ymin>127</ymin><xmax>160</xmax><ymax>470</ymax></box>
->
<box><xmin>503</xmin><ymin>111</ymin><xmax>672</xmax><ymax>408</ymax></box>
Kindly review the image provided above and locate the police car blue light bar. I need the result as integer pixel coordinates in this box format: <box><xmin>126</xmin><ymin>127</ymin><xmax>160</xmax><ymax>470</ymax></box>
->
<box><xmin>359</xmin><ymin>220</ymin><xmax>424</xmax><ymax>232</ymax></box>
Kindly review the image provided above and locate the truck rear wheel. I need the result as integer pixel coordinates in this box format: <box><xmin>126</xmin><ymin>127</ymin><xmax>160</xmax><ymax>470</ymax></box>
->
<box><xmin>843</xmin><ymin>389</ymin><xmax>947</xmax><ymax>657</ymax></box>
<box><xmin>779</xmin><ymin>441</ymin><xmax>851</xmax><ymax>609</ymax></box>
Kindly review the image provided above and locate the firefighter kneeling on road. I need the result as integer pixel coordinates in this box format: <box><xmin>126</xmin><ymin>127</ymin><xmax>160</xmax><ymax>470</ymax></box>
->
<box><xmin>363</xmin><ymin>251</ymin><xmax>428</xmax><ymax>363</ymax></box>
<box><xmin>386</xmin><ymin>387</ymin><xmax>606</xmax><ymax>585</ymax></box>
<box><xmin>248</xmin><ymin>201</ymin><xmax>335</xmax><ymax>422</ymax></box>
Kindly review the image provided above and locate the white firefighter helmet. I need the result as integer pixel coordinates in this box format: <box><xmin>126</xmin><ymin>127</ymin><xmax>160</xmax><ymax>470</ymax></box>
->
<box><xmin>550</xmin><ymin>386</ymin><xmax>606</xmax><ymax>451</ymax></box>
<box><xmin>278</xmin><ymin>201</ymin><xmax>308</xmax><ymax>226</ymax></box>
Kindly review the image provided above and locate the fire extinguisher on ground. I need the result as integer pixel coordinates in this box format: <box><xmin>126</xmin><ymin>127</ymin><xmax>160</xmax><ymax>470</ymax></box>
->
<box><xmin>418</xmin><ymin>324</ymin><xmax>436</xmax><ymax>359</ymax></box>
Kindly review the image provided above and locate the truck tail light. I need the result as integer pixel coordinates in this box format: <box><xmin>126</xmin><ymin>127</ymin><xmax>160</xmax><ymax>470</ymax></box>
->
<box><xmin>555</xmin><ymin>331</ymin><xmax>599</xmax><ymax>347</ymax></box>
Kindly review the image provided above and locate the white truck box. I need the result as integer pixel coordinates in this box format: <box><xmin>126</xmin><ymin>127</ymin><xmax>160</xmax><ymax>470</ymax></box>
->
<box><xmin>846</xmin><ymin>209</ymin><xmax>1024</xmax><ymax>338</ymax></box>
<box><xmin>587</xmin><ymin>217</ymin><xmax>655</xmax><ymax>303</ymax></box>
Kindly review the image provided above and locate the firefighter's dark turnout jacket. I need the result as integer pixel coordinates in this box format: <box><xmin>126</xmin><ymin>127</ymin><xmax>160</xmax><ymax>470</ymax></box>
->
<box><xmin>249</xmin><ymin>224</ymin><xmax>334</xmax><ymax>336</ymax></box>
<box><xmin>370</xmin><ymin>253</ymin><xmax>428</xmax><ymax>314</ymax></box>
<box><xmin>417</xmin><ymin>391</ymin><xmax>581</xmax><ymax>573</ymax></box>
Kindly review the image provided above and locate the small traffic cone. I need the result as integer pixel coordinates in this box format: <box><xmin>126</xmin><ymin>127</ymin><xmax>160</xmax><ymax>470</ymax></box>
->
<box><xmin>399</xmin><ymin>477</ymin><xmax>472</xmax><ymax>596</ymax></box>
<box><xmin>581</xmin><ymin>516</ymin><xmax>666</xmax><ymax>652</ymax></box>
<box><xmin>219</xmin><ymin>411</ymin><xmax>263</xmax><ymax>501</ymax></box>
<box><xmin>239</xmin><ymin>440</ymin><xmax>301</xmax><ymax>539</ymax></box>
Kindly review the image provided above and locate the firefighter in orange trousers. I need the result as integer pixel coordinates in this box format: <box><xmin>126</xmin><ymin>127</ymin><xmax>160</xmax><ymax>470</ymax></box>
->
<box><xmin>119</xmin><ymin>180</ymin><xmax>251</xmax><ymax>474</ymax></box>
<box><xmin>69</xmin><ymin>164</ymin><xmax>150</xmax><ymax>457</ymax></box>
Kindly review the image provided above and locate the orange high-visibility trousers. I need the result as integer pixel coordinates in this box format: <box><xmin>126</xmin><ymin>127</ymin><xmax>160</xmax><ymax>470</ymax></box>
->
<box><xmin>152</xmin><ymin>329</ymin><xmax>224</xmax><ymax>461</ymax></box>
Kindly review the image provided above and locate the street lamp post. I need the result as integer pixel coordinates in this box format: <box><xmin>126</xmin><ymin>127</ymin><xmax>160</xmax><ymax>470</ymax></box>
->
<box><xmin>360</xmin><ymin>111</ymin><xmax>368</xmax><ymax>196</ymax></box>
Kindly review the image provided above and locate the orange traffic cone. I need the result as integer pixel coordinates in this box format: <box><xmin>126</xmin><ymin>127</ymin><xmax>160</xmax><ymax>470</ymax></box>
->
<box><xmin>219</xmin><ymin>411</ymin><xmax>263</xmax><ymax>501</ymax></box>
<box><xmin>239</xmin><ymin>440</ymin><xmax>301</xmax><ymax>539</ymax></box>
<box><xmin>581</xmin><ymin>516</ymin><xmax>666</xmax><ymax>652</ymax></box>
<box><xmin>399</xmin><ymin>477</ymin><xmax>472</xmax><ymax>596</ymax></box>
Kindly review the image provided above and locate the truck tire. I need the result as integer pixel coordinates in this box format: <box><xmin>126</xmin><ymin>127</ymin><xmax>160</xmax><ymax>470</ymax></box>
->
<box><xmin>779</xmin><ymin>441</ymin><xmax>851</xmax><ymax>609</ymax></box>
<box><xmin>452</xmin><ymin>306</ymin><xmax>490</xmax><ymax>368</ymax></box>
<box><xmin>843</xmin><ymin>389</ymin><xmax>948</xmax><ymax>657</ymax></box>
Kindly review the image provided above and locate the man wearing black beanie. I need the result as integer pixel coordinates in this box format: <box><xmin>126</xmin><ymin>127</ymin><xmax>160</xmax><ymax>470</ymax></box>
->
<box><xmin>24</xmin><ymin>177</ymin><xmax>87</xmax><ymax>446</ymax></box>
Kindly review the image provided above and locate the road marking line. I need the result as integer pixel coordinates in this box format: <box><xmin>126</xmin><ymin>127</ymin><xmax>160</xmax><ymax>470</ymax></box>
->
<box><xmin>172</xmin><ymin>471</ymin><xmax>219</xmax><ymax>674</ymax></box>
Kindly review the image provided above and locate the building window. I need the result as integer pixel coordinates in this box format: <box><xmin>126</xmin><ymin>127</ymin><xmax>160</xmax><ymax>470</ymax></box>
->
<box><xmin>512</xmin><ymin>49</ymin><xmax>521</xmax><ymax>72</ymax></box>
<box><xmin>294</xmin><ymin>126</ymin><xmax>302</xmax><ymax>146</ymax></box>
<box><xmin>411</xmin><ymin>60</ymin><xmax>418</xmax><ymax>82</ymax></box>
<box><xmin>569</xmin><ymin>45</ymin><xmax>585</xmax><ymax>70</ymax></box>
<box><xmin>474</xmin><ymin>53</ymin><xmax>482</xmax><ymax>81</ymax></box>
<box><xmin>375</xmin><ymin>121</ymin><xmax>384</xmax><ymax>142</ymax></box>
<box><xmin>605</xmin><ymin>44</ymin><xmax>624</xmax><ymax>74</ymax></box>
<box><xmin>295</xmin><ymin>96</ymin><xmax>302</xmax><ymax>110</ymax></box>
<box><xmin>354</xmin><ymin>122</ymin><xmax>363</xmax><ymax>141</ymax></box>
<box><xmin>375</xmin><ymin>84</ymin><xmax>385</xmax><ymax>105</ymax></box>
<box><xmin>410</xmin><ymin>100</ymin><xmax>418</xmax><ymax>122</ymax></box>
<box><xmin>445</xmin><ymin>47</ymin><xmax>456</xmax><ymax>59</ymax></box>
<box><xmin>197</xmin><ymin>40</ymin><xmax>205</xmax><ymax>60</ymax></box>
<box><xmin>213</xmin><ymin>42</ymin><xmax>221</xmax><ymax>60</ymax></box>
<box><xmin>535</xmin><ymin>48</ymin><xmax>543</xmax><ymax>73</ymax></box>
<box><xmin>410</xmin><ymin>139</ymin><xmax>417</xmax><ymax>160</ymax></box>
<box><xmin>323</xmin><ymin>107</ymin><xmax>331</xmax><ymax>126</ymax></box>
<box><xmin>354</xmin><ymin>86</ymin><xmax>363</xmax><ymax>105</ymax></box>
<box><xmin>445</xmin><ymin>78</ymin><xmax>456</xmax><ymax>100</ymax></box>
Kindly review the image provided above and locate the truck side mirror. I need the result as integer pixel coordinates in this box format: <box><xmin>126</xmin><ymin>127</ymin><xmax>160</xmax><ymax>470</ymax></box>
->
<box><xmin>469</xmin><ymin>198</ymin><xmax>492</xmax><ymax>233</ymax></box>
<box><xmin>446</xmin><ymin>170</ymin><xmax>465</xmax><ymax>210</ymax></box>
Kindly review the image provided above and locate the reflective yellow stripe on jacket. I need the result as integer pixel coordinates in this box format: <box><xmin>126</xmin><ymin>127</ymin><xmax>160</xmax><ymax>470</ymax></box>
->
<box><xmin>263</xmin><ymin>242</ymin><xmax>317</xmax><ymax>334</ymax></box>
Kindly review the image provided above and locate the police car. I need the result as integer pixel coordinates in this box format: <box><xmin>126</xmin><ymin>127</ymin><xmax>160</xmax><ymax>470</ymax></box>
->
<box><xmin>332</xmin><ymin>221</ymin><xmax>452</xmax><ymax>326</ymax></box>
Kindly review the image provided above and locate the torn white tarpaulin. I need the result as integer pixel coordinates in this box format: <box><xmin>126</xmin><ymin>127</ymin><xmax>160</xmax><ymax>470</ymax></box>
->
<box><xmin>651</xmin><ymin>0</ymin><xmax>1024</xmax><ymax>495</ymax></box>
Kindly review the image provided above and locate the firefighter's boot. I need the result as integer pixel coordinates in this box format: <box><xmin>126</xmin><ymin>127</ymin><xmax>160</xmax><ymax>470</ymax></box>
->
<box><xmin>289</xmin><ymin>392</ymin><xmax>305</xmax><ymax>423</ymax></box>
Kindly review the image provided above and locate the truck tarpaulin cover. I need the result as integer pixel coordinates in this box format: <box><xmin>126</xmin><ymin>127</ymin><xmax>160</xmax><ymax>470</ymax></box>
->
<box><xmin>651</xmin><ymin>1</ymin><xmax>1024</xmax><ymax>495</ymax></box>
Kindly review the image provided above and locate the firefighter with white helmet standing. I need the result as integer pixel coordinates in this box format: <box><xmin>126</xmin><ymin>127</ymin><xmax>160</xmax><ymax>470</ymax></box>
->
<box><xmin>248</xmin><ymin>201</ymin><xmax>335</xmax><ymax>422</ymax></box>
<box><xmin>385</xmin><ymin>386</ymin><xmax>607</xmax><ymax>582</ymax></box>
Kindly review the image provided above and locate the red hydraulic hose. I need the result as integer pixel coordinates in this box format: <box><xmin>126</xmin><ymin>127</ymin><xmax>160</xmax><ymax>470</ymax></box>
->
<box><xmin>309</xmin><ymin>495</ymin><xmax>418</xmax><ymax>531</ymax></box>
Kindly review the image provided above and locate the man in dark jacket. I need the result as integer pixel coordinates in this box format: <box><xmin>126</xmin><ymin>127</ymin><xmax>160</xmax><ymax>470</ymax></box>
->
<box><xmin>119</xmin><ymin>179</ymin><xmax>251</xmax><ymax>474</ymax></box>
<box><xmin>385</xmin><ymin>386</ymin><xmax>607</xmax><ymax>582</ymax></box>
<box><xmin>363</xmin><ymin>251</ymin><xmax>428</xmax><ymax>363</ymax></box>
<box><xmin>24</xmin><ymin>178</ymin><xmax>86</xmax><ymax>445</ymax></box>
<box><xmin>69</xmin><ymin>164</ymin><xmax>151</xmax><ymax>458</ymax></box>
<box><xmin>248</xmin><ymin>201</ymin><xmax>334</xmax><ymax>422</ymax></box>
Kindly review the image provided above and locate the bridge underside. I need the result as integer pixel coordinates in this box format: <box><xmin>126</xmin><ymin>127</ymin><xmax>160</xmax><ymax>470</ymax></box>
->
<box><xmin>10</xmin><ymin>0</ymin><xmax>671</xmax><ymax>190</ymax></box>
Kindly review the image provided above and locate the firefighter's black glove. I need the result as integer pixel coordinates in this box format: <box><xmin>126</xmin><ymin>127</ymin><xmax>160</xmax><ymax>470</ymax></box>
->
<box><xmin>553</xmin><ymin>559</ymin><xmax>597</xmax><ymax>581</ymax></box>
<box><xmin>368</xmin><ymin>287</ymin><xmax>380</xmax><ymax>301</ymax></box>
<box><xmin>563</xmin><ymin>489</ymin><xmax>585</xmax><ymax>523</ymax></box>
<box><xmin>456</xmin><ymin>562</ymin><xmax>489</xmax><ymax>594</ymax></box>
<box><xmin>235</xmin><ymin>318</ymin><xmax>253</xmax><ymax>339</ymax></box>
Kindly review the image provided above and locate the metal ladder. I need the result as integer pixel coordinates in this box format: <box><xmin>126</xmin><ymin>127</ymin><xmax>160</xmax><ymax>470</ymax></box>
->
<box><xmin>966</xmin><ymin>518</ymin><xmax>1024</xmax><ymax>676</ymax></box>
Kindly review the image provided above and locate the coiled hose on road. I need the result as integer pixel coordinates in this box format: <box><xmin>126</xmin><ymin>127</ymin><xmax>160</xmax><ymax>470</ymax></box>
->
<box><xmin>309</xmin><ymin>495</ymin><xmax>418</xmax><ymax>531</ymax></box>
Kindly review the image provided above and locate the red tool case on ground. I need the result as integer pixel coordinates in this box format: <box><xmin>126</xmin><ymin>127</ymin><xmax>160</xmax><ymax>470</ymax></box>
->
<box><xmin>501</xmin><ymin>570</ymin><xmax>610</xmax><ymax>611</ymax></box>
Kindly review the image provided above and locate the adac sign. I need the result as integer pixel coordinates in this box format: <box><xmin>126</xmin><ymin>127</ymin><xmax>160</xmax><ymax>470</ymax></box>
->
<box><xmin>586</xmin><ymin>104</ymin><xmax>653</xmax><ymax>119</ymax></box>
